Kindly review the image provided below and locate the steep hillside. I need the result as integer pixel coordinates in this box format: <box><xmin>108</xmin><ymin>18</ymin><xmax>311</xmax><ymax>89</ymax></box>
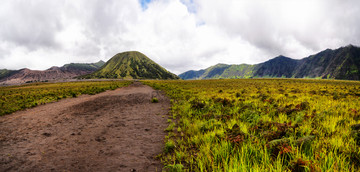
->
<box><xmin>293</xmin><ymin>45</ymin><xmax>360</xmax><ymax>80</ymax></box>
<box><xmin>178</xmin><ymin>69</ymin><xmax>205</xmax><ymax>80</ymax></box>
<box><xmin>0</xmin><ymin>69</ymin><xmax>17</xmax><ymax>80</ymax></box>
<box><xmin>0</xmin><ymin>61</ymin><xmax>105</xmax><ymax>85</ymax></box>
<box><xmin>201</xmin><ymin>64</ymin><xmax>231</xmax><ymax>79</ymax></box>
<box><xmin>180</xmin><ymin>64</ymin><xmax>257</xmax><ymax>79</ymax></box>
<box><xmin>62</xmin><ymin>60</ymin><xmax>105</xmax><ymax>72</ymax></box>
<box><xmin>180</xmin><ymin>45</ymin><xmax>360</xmax><ymax>80</ymax></box>
<box><xmin>254</xmin><ymin>56</ymin><xmax>300</xmax><ymax>78</ymax></box>
<box><xmin>220</xmin><ymin>64</ymin><xmax>257</xmax><ymax>78</ymax></box>
<box><xmin>86</xmin><ymin>51</ymin><xmax>179</xmax><ymax>79</ymax></box>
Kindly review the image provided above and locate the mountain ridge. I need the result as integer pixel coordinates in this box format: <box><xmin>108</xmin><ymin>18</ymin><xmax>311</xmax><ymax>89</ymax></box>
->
<box><xmin>0</xmin><ymin>60</ymin><xmax>105</xmax><ymax>85</ymax></box>
<box><xmin>179</xmin><ymin>45</ymin><xmax>360</xmax><ymax>80</ymax></box>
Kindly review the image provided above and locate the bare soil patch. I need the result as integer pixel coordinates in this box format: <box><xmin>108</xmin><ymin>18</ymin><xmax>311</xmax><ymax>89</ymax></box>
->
<box><xmin>0</xmin><ymin>82</ymin><xmax>170</xmax><ymax>172</ymax></box>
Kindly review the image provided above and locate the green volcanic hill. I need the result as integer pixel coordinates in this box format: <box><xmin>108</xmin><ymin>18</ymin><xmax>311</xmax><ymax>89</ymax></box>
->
<box><xmin>86</xmin><ymin>51</ymin><xmax>179</xmax><ymax>79</ymax></box>
<box><xmin>180</xmin><ymin>45</ymin><xmax>360</xmax><ymax>80</ymax></box>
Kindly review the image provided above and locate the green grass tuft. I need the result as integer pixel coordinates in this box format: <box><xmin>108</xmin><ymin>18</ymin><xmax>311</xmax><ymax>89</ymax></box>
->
<box><xmin>164</xmin><ymin>140</ymin><xmax>176</xmax><ymax>154</ymax></box>
<box><xmin>151</xmin><ymin>97</ymin><xmax>159</xmax><ymax>103</ymax></box>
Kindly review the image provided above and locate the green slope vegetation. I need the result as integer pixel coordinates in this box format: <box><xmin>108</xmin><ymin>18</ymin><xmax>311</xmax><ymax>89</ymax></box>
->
<box><xmin>178</xmin><ymin>69</ymin><xmax>206</xmax><ymax>80</ymax></box>
<box><xmin>219</xmin><ymin>64</ymin><xmax>257</xmax><ymax>79</ymax></box>
<box><xmin>180</xmin><ymin>45</ymin><xmax>360</xmax><ymax>80</ymax></box>
<box><xmin>254</xmin><ymin>56</ymin><xmax>300</xmax><ymax>78</ymax></box>
<box><xmin>0</xmin><ymin>69</ymin><xmax>17</xmax><ymax>80</ymax></box>
<box><xmin>86</xmin><ymin>51</ymin><xmax>179</xmax><ymax>79</ymax></box>
<box><xmin>179</xmin><ymin>64</ymin><xmax>257</xmax><ymax>79</ymax></box>
<box><xmin>61</xmin><ymin>60</ymin><xmax>105</xmax><ymax>71</ymax></box>
<box><xmin>293</xmin><ymin>45</ymin><xmax>360</xmax><ymax>80</ymax></box>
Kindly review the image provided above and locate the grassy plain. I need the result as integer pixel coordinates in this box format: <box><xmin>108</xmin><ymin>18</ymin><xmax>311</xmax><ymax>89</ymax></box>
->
<box><xmin>143</xmin><ymin>79</ymin><xmax>360</xmax><ymax>171</ymax></box>
<box><xmin>0</xmin><ymin>80</ymin><xmax>131</xmax><ymax>116</ymax></box>
<box><xmin>2</xmin><ymin>78</ymin><xmax>360</xmax><ymax>171</ymax></box>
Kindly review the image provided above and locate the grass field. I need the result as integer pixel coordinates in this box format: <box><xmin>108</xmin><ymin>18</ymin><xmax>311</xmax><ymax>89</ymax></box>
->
<box><xmin>2</xmin><ymin>79</ymin><xmax>360</xmax><ymax>171</ymax></box>
<box><xmin>143</xmin><ymin>79</ymin><xmax>360</xmax><ymax>171</ymax></box>
<box><xmin>0</xmin><ymin>81</ymin><xmax>132</xmax><ymax>116</ymax></box>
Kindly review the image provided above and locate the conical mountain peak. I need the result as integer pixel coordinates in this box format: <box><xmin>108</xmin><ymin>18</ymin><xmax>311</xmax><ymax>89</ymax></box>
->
<box><xmin>86</xmin><ymin>51</ymin><xmax>179</xmax><ymax>79</ymax></box>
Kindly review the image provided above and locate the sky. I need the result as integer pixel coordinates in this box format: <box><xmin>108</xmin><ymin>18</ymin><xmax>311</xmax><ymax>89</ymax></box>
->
<box><xmin>0</xmin><ymin>0</ymin><xmax>359</xmax><ymax>74</ymax></box>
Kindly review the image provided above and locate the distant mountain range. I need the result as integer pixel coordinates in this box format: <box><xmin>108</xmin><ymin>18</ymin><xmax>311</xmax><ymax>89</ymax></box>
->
<box><xmin>0</xmin><ymin>51</ymin><xmax>178</xmax><ymax>85</ymax></box>
<box><xmin>83</xmin><ymin>51</ymin><xmax>179</xmax><ymax>80</ymax></box>
<box><xmin>1</xmin><ymin>45</ymin><xmax>359</xmax><ymax>85</ymax></box>
<box><xmin>0</xmin><ymin>61</ymin><xmax>105</xmax><ymax>85</ymax></box>
<box><xmin>179</xmin><ymin>45</ymin><xmax>360</xmax><ymax>80</ymax></box>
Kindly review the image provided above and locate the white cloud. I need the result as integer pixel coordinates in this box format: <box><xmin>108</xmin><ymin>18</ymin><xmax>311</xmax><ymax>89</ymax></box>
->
<box><xmin>0</xmin><ymin>0</ymin><xmax>359</xmax><ymax>74</ymax></box>
<box><xmin>196</xmin><ymin>0</ymin><xmax>360</xmax><ymax>59</ymax></box>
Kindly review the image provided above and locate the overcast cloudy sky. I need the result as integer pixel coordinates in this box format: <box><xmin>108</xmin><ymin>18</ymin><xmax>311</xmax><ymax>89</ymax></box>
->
<box><xmin>0</xmin><ymin>0</ymin><xmax>359</xmax><ymax>74</ymax></box>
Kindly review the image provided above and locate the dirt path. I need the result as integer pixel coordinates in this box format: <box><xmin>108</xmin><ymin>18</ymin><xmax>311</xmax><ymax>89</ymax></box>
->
<box><xmin>0</xmin><ymin>82</ymin><xmax>170</xmax><ymax>172</ymax></box>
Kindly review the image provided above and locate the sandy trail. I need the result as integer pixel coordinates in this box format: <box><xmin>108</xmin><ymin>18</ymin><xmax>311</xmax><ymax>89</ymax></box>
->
<box><xmin>0</xmin><ymin>82</ymin><xmax>170</xmax><ymax>172</ymax></box>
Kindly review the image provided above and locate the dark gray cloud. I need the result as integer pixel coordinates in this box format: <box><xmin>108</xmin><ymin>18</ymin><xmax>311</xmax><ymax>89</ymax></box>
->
<box><xmin>0</xmin><ymin>0</ymin><xmax>359</xmax><ymax>74</ymax></box>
